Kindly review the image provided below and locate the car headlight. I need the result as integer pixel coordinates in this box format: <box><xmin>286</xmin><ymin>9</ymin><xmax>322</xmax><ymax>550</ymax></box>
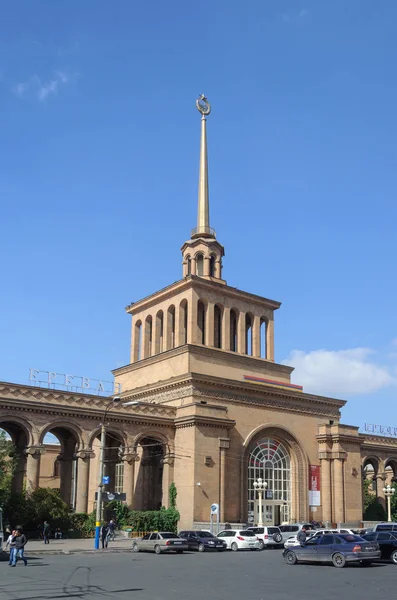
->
<box><xmin>208</xmin><ymin>541</ymin><xmax>215</xmax><ymax>544</ymax></box>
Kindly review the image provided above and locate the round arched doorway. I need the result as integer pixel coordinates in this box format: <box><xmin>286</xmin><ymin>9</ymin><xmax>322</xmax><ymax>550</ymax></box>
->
<box><xmin>248</xmin><ymin>438</ymin><xmax>291</xmax><ymax>525</ymax></box>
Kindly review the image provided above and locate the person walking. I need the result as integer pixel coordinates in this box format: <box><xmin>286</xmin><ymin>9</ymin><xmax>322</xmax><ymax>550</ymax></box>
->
<box><xmin>101</xmin><ymin>522</ymin><xmax>109</xmax><ymax>550</ymax></box>
<box><xmin>108</xmin><ymin>519</ymin><xmax>116</xmax><ymax>542</ymax></box>
<box><xmin>297</xmin><ymin>526</ymin><xmax>307</xmax><ymax>546</ymax></box>
<box><xmin>11</xmin><ymin>529</ymin><xmax>27</xmax><ymax>567</ymax></box>
<box><xmin>4</xmin><ymin>529</ymin><xmax>16</xmax><ymax>566</ymax></box>
<box><xmin>43</xmin><ymin>521</ymin><xmax>51</xmax><ymax>544</ymax></box>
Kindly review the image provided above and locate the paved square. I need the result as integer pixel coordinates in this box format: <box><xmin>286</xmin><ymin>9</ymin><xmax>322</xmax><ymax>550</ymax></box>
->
<box><xmin>1</xmin><ymin>549</ymin><xmax>396</xmax><ymax>600</ymax></box>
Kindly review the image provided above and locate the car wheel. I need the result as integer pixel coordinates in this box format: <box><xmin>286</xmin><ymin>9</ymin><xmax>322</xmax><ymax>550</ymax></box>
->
<box><xmin>198</xmin><ymin>543</ymin><xmax>205</xmax><ymax>552</ymax></box>
<box><xmin>258</xmin><ymin>540</ymin><xmax>265</xmax><ymax>550</ymax></box>
<box><xmin>154</xmin><ymin>545</ymin><xmax>161</xmax><ymax>555</ymax></box>
<box><xmin>391</xmin><ymin>550</ymin><xmax>397</xmax><ymax>564</ymax></box>
<box><xmin>360</xmin><ymin>560</ymin><xmax>372</xmax><ymax>567</ymax></box>
<box><xmin>332</xmin><ymin>553</ymin><xmax>346</xmax><ymax>568</ymax></box>
<box><xmin>273</xmin><ymin>533</ymin><xmax>282</xmax><ymax>544</ymax></box>
<box><xmin>284</xmin><ymin>551</ymin><xmax>297</xmax><ymax>565</ymax></box>
<box><xmin>132</xmin><ymin>543</ymin><xmax>139</xmax><ymax>553</ymax></box>
<box><xmin>231</xmin><ymin>542</ymin><xmax>238</xmax><ymax>552</ymax></box>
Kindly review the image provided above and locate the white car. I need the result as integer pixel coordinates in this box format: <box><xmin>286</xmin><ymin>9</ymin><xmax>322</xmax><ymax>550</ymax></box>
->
<box><xmin>217</xmin><ymin>529</ymin><xmax>261</xmax><ymax>551</ymax></box>
<box><xmin>283</xmin><ymin>528</ymin><xmax>356</xmax><ymax>549</ymax></box>
<box><xmin>247</xmin><ymin>526</ymin><xmax>283</xmax><ymax>549</ymax></box>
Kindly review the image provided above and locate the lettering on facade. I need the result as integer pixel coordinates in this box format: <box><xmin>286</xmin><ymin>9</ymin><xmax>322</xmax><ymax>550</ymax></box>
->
<box><xmin>364</xmin><ymin>423</ymin><xmax>397</xmax><ymax>437</ymax></box>
<box><xmin>28</xmin><ymin>369</ymin><xmax>121</xmax><ymax>396</ymax></box>
<box><xmin>308</xmin><ymin>464</ymin><xmax>321</xmax><ymax>507</ymax></box>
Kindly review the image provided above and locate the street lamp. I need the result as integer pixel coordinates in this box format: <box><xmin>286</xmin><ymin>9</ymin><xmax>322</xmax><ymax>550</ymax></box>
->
<box><xmin>253</xmin><ymin>478</ymin><xmax>267</xmax><ymax>527</ymax></box>
<box><xmin>383</xmin><ymin>484</ymin><xmax>395</xmax><ymax>522</ymax></box>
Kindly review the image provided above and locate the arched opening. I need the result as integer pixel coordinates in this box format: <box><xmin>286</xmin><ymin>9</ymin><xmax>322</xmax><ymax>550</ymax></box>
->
<box><xmin>209</xmin><ymin>255</ymin><xmax>216</xmax><ymax>277</ymax></box>
<box><xmin>197</xmin><ymin>300</ymin><xmax>206</xmax><ymax>345</ymax></box>
<box><xmin>155</xmin><ymin>310</ymin><xmax>164</xmax><ymax>354</ymax></box>
<box><xmin>40</xmin><ymin>427</ymin><xmax>79</xmax><ymax>510</ymax></box>
<box><xmin>89</xmin><ymin>430</ymin><xmax>125</xmax><ymax>513</ymax></box>
<box><xmin>384</xmin><ymin>459</ymin><xmax>397</xmax><ymax>484</ymax></box>
<box><xmin>0</xmin><ymin>421</ymin><xmax>29</xmax><ymax>496</ymax></box>
<box><xmin>134</xmin><ymin>320</ymin><xmax>142</xmax><ymax>362</ymax></box>
<box><xmin>362</xmin><ymin>460</ymin><xmax>378</xmax><ymax>494</ymax></box>
<box><xmin>144</xmin><ymin>316</ymin><xmax>153</xmax><ymax>358</ymax></box>
<box><xmin>214</xmin><ymin>305</ymin><xmax>222</xmax><ymax>348</ymax></box>
<box><xmin>260</xmin><ymin>318</ymin><xmax>267</xmax><ymax>359</ymax></box>
<box><xmin>196</xmin><ymin>254</ymin><xmax>204</xmax><ymax>277</ymax></box>
<box><xmin>134</xmin><ymin>436</ymin><xmax>165</xmax><ymax>511</ymax></box>
<box><xmin>230</xmin><ymin>309</ymin><xmax>238</xmax><ymax>352</ymax></box>
<box><xmin>245</xmin><ymin>313</ymin><xmax>253</xmax><ymax>356</ymax></box>
<box><xmin>167</xmin><ymin>305</ymin><xmax>175</xmax><ymax>350</ymax></box>
<box><xmin>248</xmin><ymin>438</ymin><xmax>291</xmax><ymax>525</ymax></box>
<box><xmin>187</xmin><ymin>256</ymin><xmax>191</xmax><ymax>276</ymax></box>
<box><xmin>179</xmin><ymin>300</ymin><xmax>188</xmax><ymax>345</ymax></box>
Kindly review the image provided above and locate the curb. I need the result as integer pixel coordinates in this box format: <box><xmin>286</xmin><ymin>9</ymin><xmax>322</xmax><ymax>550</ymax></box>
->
<box><xmin>25</xmin><ymin>548</ymin><xmax>133</xmax><ymax>556</ymax></box>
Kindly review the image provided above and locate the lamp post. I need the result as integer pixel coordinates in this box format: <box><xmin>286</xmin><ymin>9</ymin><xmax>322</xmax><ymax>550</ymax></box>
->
<box><xmin>253</xmin><ymin>478</ymin><xmax>267</xmax><ymax>527</ymax></box>
<box><xmin>94</xmin><ymin>396</ymin><xmax>121</xmax><ymax>549</ymax></box>
<box><xmin>383</xmin><ymin>484</ymin><xmax>395</xmax><ymax>522</ymax></box>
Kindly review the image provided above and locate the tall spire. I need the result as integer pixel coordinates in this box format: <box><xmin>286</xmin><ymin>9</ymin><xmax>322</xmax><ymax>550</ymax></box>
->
<box><xmin>192</xmin><ymin>94</ymin><xmax>215</xmax><ymax>239</ymax></box>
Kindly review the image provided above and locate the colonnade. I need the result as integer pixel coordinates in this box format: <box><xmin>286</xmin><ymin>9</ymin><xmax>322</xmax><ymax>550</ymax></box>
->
<box><xmin>132</xmin><ymin>298</ymin><xmax>275</xmax><ymax>363</ymax></box>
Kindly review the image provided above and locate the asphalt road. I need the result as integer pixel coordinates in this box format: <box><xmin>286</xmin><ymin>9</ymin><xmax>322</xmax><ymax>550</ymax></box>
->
<box><xmin>1</xmin><ymin>548</ymin><xmax>396</xmax><ymax>600</ymax></box>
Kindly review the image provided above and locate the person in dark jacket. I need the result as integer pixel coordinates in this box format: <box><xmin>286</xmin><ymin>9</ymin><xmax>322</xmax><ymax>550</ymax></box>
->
<box><xmin>11</xmin><ymin>529</ymin><xmax>27</xmax><ymax>566</ymax></box>
<box><xmin>297</xmin><ymin>527</ymin><xmax>307</xmax><ymax>546</ymax></box>
<box><xmin>101</xmin><ymin>522</ymin><xmax>109</xmax><ymax>549</ymax></box>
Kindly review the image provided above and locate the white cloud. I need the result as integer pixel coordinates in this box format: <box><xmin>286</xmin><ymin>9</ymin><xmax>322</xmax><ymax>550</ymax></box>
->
<box><xmin>13</xmin><ymin>71</ymin><xmax>72</xmax><ymax>102</ymax></box>
<box><xmin>282</xmin><ymin>347</ymin><xmax>395</xmax><ymax>397</ymax></box>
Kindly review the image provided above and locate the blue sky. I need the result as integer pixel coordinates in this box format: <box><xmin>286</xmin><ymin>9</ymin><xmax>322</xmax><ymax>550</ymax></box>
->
<box><xmin>1</xmin><ymin>0</ymin><xmax>396</xmax><ymax>432</ymax></box>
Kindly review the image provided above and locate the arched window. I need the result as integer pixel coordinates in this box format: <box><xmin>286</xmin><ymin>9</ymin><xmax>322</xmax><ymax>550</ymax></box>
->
<box><xmin>248</xmin><ymin>438</ymin><xmax>291</xmax><ymax>524</ymax></box>
<box><xmin>197</xmin><ymin>301</ymin><xmax>206</xmax><ymax>344</ymax></box>
<box><xmin>245</xmin><ymin>314</ymin><xmax>253</xmax><ymax>356</ymax></box>
<box><xmin>214</xmin><ymin>305</ymin><xmax>222</xmax><ymax>348</ymax></box>
<box><xmin>209</xmin><ymin>255</ymin><xmax>216</xmax><ymax>277</ymax></box>
<box><xmin>186</xmin><ymin>256</ymin><xmax>191</xmax><ymax>276</ymax></box>
<box><xmin>230</xmin><ymin>310</ymin><xmax>238</xmax><ymax>352</ymax></box>
<box><xmin>363</xmin><ymin>461</ymin><xmax>377</xmax><ymax>493</ymax></box>
<box><xmin>196</xmin><ymin>254</ymin><xmax>204</xmax><ymax>276</ymax></box>
<box><xmin>133</xmin><ymin>320</ymin><xmax>142</xmax><ymax>361</ymax></box>
<box><xmin>167</xmin><ymin>305</ymin><xmax>175</xmax><ymax>350</ymax></box>
<box><xmin>53</xmin><ymin>460</ymin><xmax>61</xmax><ymax>477</ymax></box>
<box><xmin>155</xmin><ymin>311</ymin><xmax>164</xmax><ymax>354</ymax></box>
<box><xmin>260</xmin><ymin>318</ymin><xmax>267</xmax><ymax>359</ymax></box>
<box><xmin>179</xmin><ymin>300</ymin><xmax>188</xmax><ymax>345</ymax></box>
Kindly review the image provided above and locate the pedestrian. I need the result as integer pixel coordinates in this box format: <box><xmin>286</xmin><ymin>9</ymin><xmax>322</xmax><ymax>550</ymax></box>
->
<box><xmin>4</xmin><ymin>529</ymin><xmax>17</xmax><ymax>566</ymax></box>
<box><xmin>11</xmin><ymin>529</ymin><xmax>27</xmax><ymax>567</ymax></box>
<box><xmin>43</xmin><ymin>521</ymin><xmax>51</xmax><ymax>544</ymax></box>
<box><xmin>101</xmin><ymin>522</ymin><xmax>109</xmax><ymax>549</ymax></box>
<box><xmin>297</xmin><ymin>526</ymin><xmax>307</xmax><ymax>546</ymax></box>
<box><xmin>108</xmin><ymin>519</ymin><xmax>116</xmax><ymax>542</ymax></box>
<box><xmin>37</xmin><ymin>523</ymin><xmax>43</xmax><ymax>540</ymax></box>
<box><xmin>54</xmin><ymin>527</ymin><xmax>62</xmax><ymax>539</ymax></box>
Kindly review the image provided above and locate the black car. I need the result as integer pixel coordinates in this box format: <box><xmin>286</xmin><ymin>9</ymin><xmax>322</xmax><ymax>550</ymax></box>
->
<box><xmin>179</xmin><ymin>530</ymin><xmax>227</xmax><ymax>552</ymax></box>
<box><xmin>362</xmin><ymin>531</ymin><xmax>397</xmax><ymax>564</ymax></box>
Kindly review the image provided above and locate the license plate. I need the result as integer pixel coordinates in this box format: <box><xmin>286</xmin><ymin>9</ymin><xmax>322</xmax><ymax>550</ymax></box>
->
<box><xmin>174</xmin><ymin>541</ymin><xmax>182</xmax><ymax>544</ymax></box>
<box><xmin>249</xmin><ymin>543</ymin><xmax>255</xmax><ymax>546</ymax></box>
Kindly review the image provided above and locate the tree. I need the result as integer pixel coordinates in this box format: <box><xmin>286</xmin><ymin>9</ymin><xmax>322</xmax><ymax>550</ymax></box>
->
<box><xmin>169</xmin><ymin>482</ymin><xmax>177</xmax><ymax>509</ymax></box>
<box><xmin>363</xmin><ymin>478</ymin><xmax>387</xmax><ymax>521</ymax></box>
<box><xmin>0</xmin><ymin>430</ymin><xmax>19</xmax><ymax>513</ymax></box>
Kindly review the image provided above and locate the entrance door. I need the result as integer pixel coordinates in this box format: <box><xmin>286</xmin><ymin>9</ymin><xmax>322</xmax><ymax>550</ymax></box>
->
<box><xmin>255</xmin><ymin>503</ymin><xmax>282</xmax><ymax>525</ymax></box>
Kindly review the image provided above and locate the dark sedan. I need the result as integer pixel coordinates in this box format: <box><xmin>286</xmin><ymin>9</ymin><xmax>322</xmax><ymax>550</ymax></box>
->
<box><xmin>179</xmin><ymin>530</ymin><xmax>227</xmax><ymax>552</ymax></box>
<box><xmin>362</xmin><ymin>531</ymin><xmax>397</xmax><ymax>564</ymax></box>
<box><xmin>283</xmin><ymin>533</ymin><xmax>380</xmax><ymax>568</ymax></box>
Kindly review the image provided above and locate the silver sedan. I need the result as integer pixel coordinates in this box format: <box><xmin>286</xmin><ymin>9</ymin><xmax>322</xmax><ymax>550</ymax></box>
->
<box><xmin>132</xmin><ymin>532</ymin><xmax>188</xmax><ymax>554</ymax></box>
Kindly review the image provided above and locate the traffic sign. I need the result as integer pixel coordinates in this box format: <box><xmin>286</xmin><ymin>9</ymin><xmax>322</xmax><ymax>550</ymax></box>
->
<box><xmin>102</xmin><ymin>476</ymin><xmax>110</xmax><ymax>485</ymax></box>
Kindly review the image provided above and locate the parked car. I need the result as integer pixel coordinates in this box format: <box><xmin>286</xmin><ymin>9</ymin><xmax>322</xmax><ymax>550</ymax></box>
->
<box><xmin>178</xmin><ymin>530</ymin><xmax>226</xmax><ymax>552</ymax></box>
<box><xmin>278</xmin><ymin>523</ymin><xmax>317</xmax><ymax>544</ymax></box>
<box><xmin>247</xmin><ymin>526</ymin><xmax>283</xmax><ymax>549</ymax></box>
<box><xmin>284</xmin><ymin>529</ymin><xmax>356</xmax><ymax>549</ymax></box>
<box><xmin>217</xmin><ymin>529</ymin><xmax>261</xmax><ymax>551</ymax></box>
<box><xmin>132</xmin><ymin>532</ymin><xmax>188</xmax><ymax>554</ymax></box>
<box><xmin>373</xmin><ymin>523</ymin><xmax>397</xmax><ymax>533</ymax></box>
<box><xmin>362</xmin><ymin>531</ymin><xmax>397</xmax><ymax>563</ymax></box>
<box><xmin>283</xmin><ymin>533</ymin><xmax>380</xmax><ymax>568</ymax></box>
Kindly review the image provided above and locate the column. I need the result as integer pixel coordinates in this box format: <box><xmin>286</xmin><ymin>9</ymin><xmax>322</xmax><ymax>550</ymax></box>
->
<box><xmin>204</xmin><ymin>256</ymin><xmax>210</xmax><ymax>276</ymax></box>
<box><xmin>75</xmin><ymin>451</ymin><xmax>93</xmax><ymax>514</ymax></box>
<box><xmin>174</xmin><ymin>304</ymin><xmax>181</xmax><ymax>347</ymax></box>
<box><xmin>187</xmin><ymin>299</ymin><xmax>197</xmax><ymax>344</ymax></box>
<box><xmin>237</xmin><ymin>311</ymin><xmax>246</xmax><ymax>354</ymax></box>
<box><xmin>59</xmin><ymin>454</ymin><xmax>74</xmax><ymax>506</ymax></box>
<box><xmin>25</xmin><ymin>447</ymin><xmax>44</xmax><ymax>492</ymax></box>
<box><xmin>215</xmin><ymin>259</ymin><xmax>222</xmax><ymax>279</ymax></box>
<box><xmin>191</xmin><ymin>258</ymin><xmax>197</xmax><ymax>276</ymax></box>
<box><xmin>218</xmin><ymin>438</ymin><xmax>230</xmax><ymax>523</ymax></box>
<box><xmin>321</xmin><ymin>458</ymin><xmax>332</xmax><ymax>525</ymax></box>
<box><xmin>333</xmin><ymin>458</ymin><xmax>345</xmax><ymax>525</ymax></box>
<box><xmin>252</xmin><ymin>315</ymin><xmax>261</xmax><ymax>358</ymax></box>
<box><xmin>161</xmin><ymin>454</ymin><xmax>175</xmax><ymax>509</ymax></box>
<box><xmin>206</xmin><ymin>302</ymin><xmax>214</xmax><ymax>347</ymax></box>
<box><xmin>152</xmin><ymin>314</ymin><xmax>159</xmax><ymax>355</ymax></box>
<box><xmin>266</xmin><ymin>317</ymin><xmax>274</xmax><ymax>361</ymax></box>
<box><xmin>221</xmin><ymin>306</ymin><xmax>231</xmax><ymax>351</ymax></box>
<box><xmin>122</xmin><ymin>453</ymin><xmax>137</xmax><ymax>508</ymax></box>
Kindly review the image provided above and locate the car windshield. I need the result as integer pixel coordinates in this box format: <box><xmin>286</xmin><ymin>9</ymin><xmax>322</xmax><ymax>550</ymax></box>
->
<box><xmin>337</xmin><ymin>535</ymin><xmax>363</xmax><ymax>543</ymax></box>
<box><xmin>160</xmin><ymin>533</ymin><xmax>179</xmax><ymax>539</ymax></box>
<box><xmin>197</xmin><ymin>532</ymin><xmax>215</xmax><ymax>538</ymax></box>
<box><xmin>240</xmin><ymin>530</ymin><xmax>255</xmax><ymax>537</ymax></box>
<box><xmin>248</xmin><ymin>528</ymin><xmax>262</xmax><ymax>534</ymax></box>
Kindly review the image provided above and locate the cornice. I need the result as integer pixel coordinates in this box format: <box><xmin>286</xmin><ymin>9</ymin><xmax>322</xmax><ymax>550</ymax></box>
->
<box><xmin>175</xmin><ymin>414</ymin><xmax>235</xmax><ymax>430</ymax></box>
